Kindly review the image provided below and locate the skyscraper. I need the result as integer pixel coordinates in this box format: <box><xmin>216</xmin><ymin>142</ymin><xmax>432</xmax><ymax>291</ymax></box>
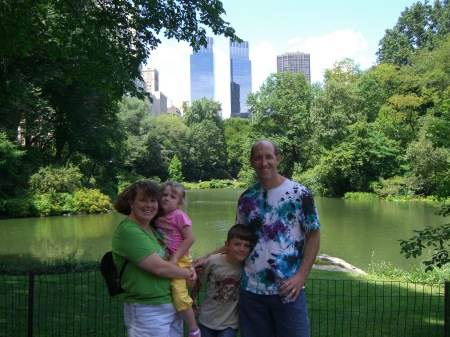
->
<box><xmin>230</xmin><ymin>41</ymin><xmax>252</xmax><ymax>118</ymax></box>
<box><xmin>141</xmin><ymin>68</ymin><xmax>159</xmax><ymax>93</ymax></box>
<box><xmin>190</xmin><ymin>37</ymin><xmax>215</xmax><ymax>103</ymax></box>
<box><xmin>277</xmin><ymin>52</ymin><xmax>311</xmax><ymax>83</ymax></box>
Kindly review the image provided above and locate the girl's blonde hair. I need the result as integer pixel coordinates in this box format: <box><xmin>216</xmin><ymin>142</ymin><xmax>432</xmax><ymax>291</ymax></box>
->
<box><xmin>161</xmin><ymin>181</ymin><xmax>187</xmax><ymax>206</ymax></box>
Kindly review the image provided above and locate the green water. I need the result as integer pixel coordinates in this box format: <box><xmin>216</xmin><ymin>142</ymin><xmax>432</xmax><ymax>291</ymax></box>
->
<box><xmin>0</xmin><ymin>188</ymin><xmax>446</xmax><ymax>271</ymax></box>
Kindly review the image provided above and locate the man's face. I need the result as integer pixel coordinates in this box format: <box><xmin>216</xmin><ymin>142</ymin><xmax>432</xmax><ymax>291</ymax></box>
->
<box><xmin>250</xmin><ymin>141</ymin><xmax>280</xmax><ymax>181</ymax></box>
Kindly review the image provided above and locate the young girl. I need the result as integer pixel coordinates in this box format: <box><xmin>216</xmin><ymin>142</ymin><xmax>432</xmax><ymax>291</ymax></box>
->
<box><xmin>155</xmin><ymin>181</ymin><xmax>200</xmax><ymax>337</ymax></box>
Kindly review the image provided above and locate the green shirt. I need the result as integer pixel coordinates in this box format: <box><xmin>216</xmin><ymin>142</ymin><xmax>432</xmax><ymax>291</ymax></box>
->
<box><xmin>112</xmin><ymin>218</ymin><xmax>172</xmax><ymax>304</ymax></box>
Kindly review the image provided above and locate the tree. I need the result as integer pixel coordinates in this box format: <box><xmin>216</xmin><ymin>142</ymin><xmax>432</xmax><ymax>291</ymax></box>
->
<box><xmin>183</xmin><ymin>98</ymin><xmax>224</xmax><ymax>129</ymax></box>
<box><xmin>399</xmin><ymin>99</ymin><xmax>450</xmax><ymax>272</ymax></box>
<box><xmin>247</xmin><ymin>72</ymin><xmax>314</xmax><ymax>178</ymax></box>
<box><xmin>0</xmin><ymin>0</ymin><xmax>239</xmax><ymax>194</ymax></box>
<box><xmin>376</xmin><ymin>0</ymin><xmax>450</xmax><ymax>65</ymax></box>
<box><xmin>168</xmin><ymin>155</ymin><xmax>184</xmax><ymax>182</ymax></box>
<box><xmin>311</xmin><ymin>59</ymin><xmax>364</xmax><ymax>151</ymax></box>
<box><xmin>316</xmin><ymin>122</ymin><xmax>403</xmax><ymax>197</ymax></box>
<box><xmin>152</xmin><ymin>113</ymin><xmax>189</xmax><ymax>174</ymax></box>
<box><xmin>178</xmin><ymin>98</ymin><xmax>228</xmax><ymax>181</ymax></box>
<box><xmin>223</xmin><ymin>117</ymin><xmax>251</xmax><ymax>179</ymax></box>
<box><xmin>181</xmin><ymin>120</ymin><xmax>228</xmax><ymax>181</ymax></box>
<box><xmin>0</xmin><ymin>132</ymin><xmax>26</xmax><ymax>198</ymax></box>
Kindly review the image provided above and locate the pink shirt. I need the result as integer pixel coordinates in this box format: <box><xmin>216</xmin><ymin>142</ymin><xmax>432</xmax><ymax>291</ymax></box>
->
<box><xmin>155</xmin><ymin>209</ymin><xmax>192</xmax><ymax>254</ymax></box>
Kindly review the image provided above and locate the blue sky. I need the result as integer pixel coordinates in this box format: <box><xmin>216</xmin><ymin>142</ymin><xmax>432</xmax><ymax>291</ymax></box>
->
<box><xmin>147</xmin><ymin>0</ymin><xmax>419</xmax><ymax>117</ymax></box>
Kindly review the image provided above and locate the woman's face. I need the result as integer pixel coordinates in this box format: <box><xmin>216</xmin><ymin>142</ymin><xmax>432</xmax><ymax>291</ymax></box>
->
<box><xmin>129</xmin><ymin>189</ymin><xmax>159</xmax><ymax>226</ymax></box>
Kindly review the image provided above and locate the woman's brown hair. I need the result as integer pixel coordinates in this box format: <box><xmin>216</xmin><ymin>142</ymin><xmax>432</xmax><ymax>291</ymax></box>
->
<box><xmin>114</xmin><ymin>180</ymin><xmax>163</xmax><ymax>222</ymax></box>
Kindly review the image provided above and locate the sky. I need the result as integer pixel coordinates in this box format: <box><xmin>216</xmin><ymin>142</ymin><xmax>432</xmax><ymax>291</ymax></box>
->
<box><xmin>146</xmin><ymin>0</ymin><xmax>419</xmax><ymax>118</ymax></box>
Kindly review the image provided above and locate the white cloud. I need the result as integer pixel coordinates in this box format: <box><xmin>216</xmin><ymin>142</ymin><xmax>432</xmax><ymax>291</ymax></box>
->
<box><xmin>146</xmin><ymin>40</ymin><xmax>191</xmax><ymax>107</ymax></box>
<box><xmin>249</xmin><ymin>41</ymin><xmax>277</xmax><ymax>92</ymax></box>
<box><xmin>286</xmin><ymin>29</ymin><xmax>370</xmax><ymax>82</ymax></box>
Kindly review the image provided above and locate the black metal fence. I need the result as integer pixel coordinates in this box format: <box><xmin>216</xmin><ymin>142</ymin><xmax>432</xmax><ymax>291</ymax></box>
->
<box><xmin>0</xmin><ymin>269</ymin><xmax>447</xmax><ymax>337</ymax></box>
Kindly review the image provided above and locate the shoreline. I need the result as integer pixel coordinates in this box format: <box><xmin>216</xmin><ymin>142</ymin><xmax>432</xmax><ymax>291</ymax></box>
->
<box><xmin>314</xmin><ymin>254</ymin><xmax>367</xmax><ymax>274</ymax></box>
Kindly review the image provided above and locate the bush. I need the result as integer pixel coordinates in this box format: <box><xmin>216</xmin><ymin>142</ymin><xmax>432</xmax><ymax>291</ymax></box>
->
<box><xmin>344</xmin><ymin>192</ymin><xmax>380</xmax><ymax>200</ymax></box>
<box><xmin>183</xmin><ymin>180</ymin><xmax>246</xmax><ymax>189</ymax></box>
<box><xmin>32</xmin><ymin>189</ymin><xmax>112</xmax><ymax>216</ymax></box>
<box><xmin>73</xmin><ymin>188</ymin><xmax>113</xmax><ymax>213</ymax></box>
<box><xmin>29</xmin><ymin>165</ymin><xmax>83</xmax><ymax>194</ymax></box>
<box><xmin>0</xmin><ymin>196</ymin><xmax>39</xmax><ymax>218</ymax></box>
<box><xmin>373</xmin><ymin>175</ymin><xmax>416</xmax><ymax>198</ymax></box>
<box><xmin>33</xmin><ymin>192</ymin><xmax>71</xmax><ymax>216</ymax></box>
<box><xmin>293</xmin><ymin>167</ymin><xmax>322</xmax><ymax>196</ymax></box>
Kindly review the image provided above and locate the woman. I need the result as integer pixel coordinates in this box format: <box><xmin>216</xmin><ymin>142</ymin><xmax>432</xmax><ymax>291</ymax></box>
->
<box><xmin>112</xmin><ymin>180</ymin><xmax>197</xmax><ymax>337</ymax></box>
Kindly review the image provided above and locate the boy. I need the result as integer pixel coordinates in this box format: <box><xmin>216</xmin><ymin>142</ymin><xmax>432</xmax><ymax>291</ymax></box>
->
<box><xmin>191</xmin><ymin>224</ymin><xmax>252</xmax><ymax>337</ymax></box>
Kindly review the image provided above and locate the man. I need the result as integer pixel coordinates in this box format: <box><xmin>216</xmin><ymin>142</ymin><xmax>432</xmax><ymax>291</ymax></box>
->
<box><xmin>194</xmin><ymin>139</ymin><xmax>321</xmax><ymax>337</ymax></box>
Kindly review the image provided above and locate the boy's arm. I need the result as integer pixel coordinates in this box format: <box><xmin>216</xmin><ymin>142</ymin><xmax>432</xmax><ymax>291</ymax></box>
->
<box><xmin>192</xmin><ymin>245</ymin><xmax>227</xmax><ymax>270</ymax></box>
<box><xmin>170</xmin><ymin>225</ymin><xmax>195</xmax><ymax>264</ymax></box>
<box><xmin>190</xmin><ymin>278</ymin><xmax>202</xmax><ymax>301</ymax></box>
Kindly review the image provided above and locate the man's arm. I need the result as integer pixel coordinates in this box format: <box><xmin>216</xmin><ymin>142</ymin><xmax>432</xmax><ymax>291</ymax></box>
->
<box><xmin>280</xmin><ymin>229</ymin><xmax>320</xmax><ymax>301</ymax></box>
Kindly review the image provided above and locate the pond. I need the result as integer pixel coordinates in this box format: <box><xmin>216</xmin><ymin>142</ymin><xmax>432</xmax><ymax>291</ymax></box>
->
<box><xmin>0</xmin><ymin>188</ymin><xmax>446</xmax><ymax>271</ymax></box>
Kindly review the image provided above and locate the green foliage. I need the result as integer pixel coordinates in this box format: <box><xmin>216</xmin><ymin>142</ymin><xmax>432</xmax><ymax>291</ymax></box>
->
<box><xmin>33</xmin><ymin>192</ymin><xmax>73</xmax><ymax>216</ymax></box>
<box><xmin>248</xmin><ymin>72</ymin><xmax>315</xmax><ymax>177</ymax></box>
<box><xmin>197</xmin><ymin>180</ymin><xmax>234</xmax><ymax>189</ymax></box>
<box><xmin>373</xmin><ymin>175</ymin><xmax>416</xmax><ymax>198</ymax></box>
<box><xmin>399</xmin><ymin>222</ymin><xmax>450</xmax><ymax>272</ymax></box>
<box><xmin>0</xmin><ymin>196</ymin><xmax>38</xmax><ymax>218</ymax></box>
<box><xmin>367</xmin><ymin>253</ymin><xmax>450</xmax><ymax>283</ymax></box>
<box><xmin>182</xmin><ymin>119</ymin><xmax>228</xmax><ymax>181</ymax></box>
<box><xmin>29</xmin><ymin>165</ymin><xmax>83</xmax><ymax>194</ymax></box>
<box><xmin>72</xmin><ymin>188</ymin><xmax>113</xmax><ymax>214</ymax></box>
<box><xmin>377</xmin><ymin>0</ymin><xmax>450</xmax><ymax>65</ymax></box>
<box><xmin>32</xmin><ymin>188</ymin><xmax>112</xmax><ymax>216</ymax></box>
<box><xmin>0</xmin><ymin>132</ymin><xmax>26</xmax><ymax>198</ymax></box>
<box><xmin>315</xmin><ymin>122</ymin><xmax>403</xmax><ymax>197</ymax></box>
<box><xmin>223</xmin><ymin>117</ymin><xmax>251</xmax><ymax>178</ymax></box>
<box><xmin>292</xmin><ymin>166</ymin><xmax>321</xmax><ymax>196</ymax></box>
<box><xmin>237</xmin><ymin>162</ymin><xmax>257</xmax><ymax>188</ymax></box>
<box><xmin>183</xmin><ymin>98</ymin><xmax>223</xmax><ymax>128</ymax></box>
<box><xmin>344</xmin><ymin>192</ymin><xmax>379</xmax><ymax>200</ymax></box>
<box><xmin>0</xmin><ymin>0</ymin><xmax>239</xmax><ymax>199</ymax></box>
<box><xmin>168</xmin><ymin>155</ymin><xmax>184</xmax><ymax>182</ymax></box>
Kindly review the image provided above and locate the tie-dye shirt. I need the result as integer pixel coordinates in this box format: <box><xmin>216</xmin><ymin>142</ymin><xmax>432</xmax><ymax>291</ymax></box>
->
<box><xmin>235</xmin><ymin>179</ymin><xmax>321</xmax><ymax>295</ymax></box>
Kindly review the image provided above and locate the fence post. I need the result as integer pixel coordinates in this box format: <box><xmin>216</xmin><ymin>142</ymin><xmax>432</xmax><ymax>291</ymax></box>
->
<box><xmin>446</xmin><ymin>282</ymin><xmax>450</xmax><ymax>337</ymax></box>
<box><xmin>28</xmin><ymin>268</ymin><xmax>35</xmax><ymax>337</ymax></box>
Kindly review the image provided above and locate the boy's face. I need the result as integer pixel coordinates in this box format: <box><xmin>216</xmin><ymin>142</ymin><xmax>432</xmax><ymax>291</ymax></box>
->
<box><xmin>225</xmin><ymin>237</ymin><xmax>251</xmax><ymax>264</ymax></box>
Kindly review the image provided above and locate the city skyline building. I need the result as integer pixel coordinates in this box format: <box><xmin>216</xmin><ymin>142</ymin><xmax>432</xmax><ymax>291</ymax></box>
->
<box><xmin>141</xmin><ymin>68</ymin><xmax>159</xmax><ymax>93</ymax></box>
<box><xmin>151</xmin><ymin>91</ymin><xmax>167</xmax><ymax>115</ymax></box>
<box><xmin>190</xmin><ymin>37</ymin><xmax>215</xmax><ymax>103</ymax></box>
<box><xmin>277</xmin><ymin>51</ymin><xmax>311</xmax><ymax>83</ymax></box>
<box><xmin>230</xmin><ymin>40</ymin><xmax>252</xmax><ymax>119</ymax></box>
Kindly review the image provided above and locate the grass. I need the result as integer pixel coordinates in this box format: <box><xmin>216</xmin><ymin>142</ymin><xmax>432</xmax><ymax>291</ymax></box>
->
<box><xmin>0</xmin><ymin>258</ymin><xmax>447</xmax><ymax>337</ymax></box>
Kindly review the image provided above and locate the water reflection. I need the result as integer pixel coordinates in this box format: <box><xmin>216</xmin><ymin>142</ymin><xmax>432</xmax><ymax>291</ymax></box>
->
<box><xmin>0</xmin><ymin>189</ymin><xmax>446</xmax><ymax>272</ymax></box>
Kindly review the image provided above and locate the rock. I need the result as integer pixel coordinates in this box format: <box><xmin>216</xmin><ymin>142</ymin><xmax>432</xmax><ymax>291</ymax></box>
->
<box><xmin>314</xmin><ymin>254</ymin><xmax>367</xmax><ymax>275</ymax></box>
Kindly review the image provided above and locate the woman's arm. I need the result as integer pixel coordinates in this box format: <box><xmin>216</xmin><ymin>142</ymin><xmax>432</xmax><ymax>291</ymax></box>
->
<box><xmin>137</xmin><ymin>252</ymin><xmax>196</xmax><ymax>283</ymax></box>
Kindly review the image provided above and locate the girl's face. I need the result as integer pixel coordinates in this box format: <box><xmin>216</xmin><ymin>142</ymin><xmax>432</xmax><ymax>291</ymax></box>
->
<box><xmin>160</xmin><ymin>186</ymin><xmax>182</xmax><ymax>214</ymax></box>
<box><xmin>129</xmin><ymin>190</ymin><xmax>159</xmax><ymax>226</ymax></box>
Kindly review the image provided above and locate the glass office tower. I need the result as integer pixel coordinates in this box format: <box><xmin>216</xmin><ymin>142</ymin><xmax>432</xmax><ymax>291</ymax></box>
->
<box><xmin>230</xmin><ymin>41</ymin><xmax>252</xmax><ymax>118</ymax></box>
<box><xmin>190</xmin><ymin>37</ymin><xmax>215</xmax><ymax>103</ymax></box>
